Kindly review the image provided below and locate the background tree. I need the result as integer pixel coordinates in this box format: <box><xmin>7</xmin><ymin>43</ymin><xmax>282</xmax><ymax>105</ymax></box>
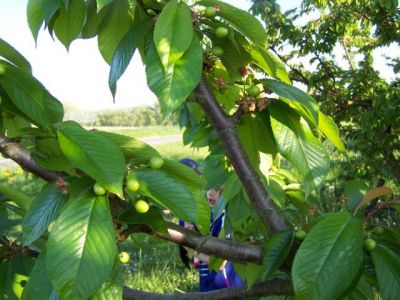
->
<box><xmin>250</xmin><ymin>0</ymin><xmax>400</xmax><ymax>185</ymax></box>
<box><xmin>0</xmin><ymin>1</ymin><xmax>399</xmax><ymax>299</ymax></box>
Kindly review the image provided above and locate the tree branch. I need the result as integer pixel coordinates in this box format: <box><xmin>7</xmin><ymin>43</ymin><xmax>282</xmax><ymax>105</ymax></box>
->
<box><xmin>123</xmin><ymin>277</ymin><xmax>293</xmax><ymax>299</ymax></box>
<box><xmin>0</xmin><ymin>134</ymin><xmax>64</xmax><ymax>181</ymax></box>
<box><xmin>195</xmin><ymin>77</ymin><xmax>288</xmax><ymax>234</ymax></box>
<box><xmin>123</xmin><ymin>221</ymin><xmax>263</xmax><ymax>264</ymax></box>
<box><xmin>0</xmin><ymin>136</ymin><xmax>265</xmax><ymax>264</ymax></box>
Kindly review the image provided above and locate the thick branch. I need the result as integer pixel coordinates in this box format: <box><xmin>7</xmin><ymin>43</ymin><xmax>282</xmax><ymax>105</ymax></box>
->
<box><xmin>123</xmin><ymin>277</ymin><xmax>293</xmax><ymax>299</ymax></box>
<box><xmin>123</xmin><ymin>221</ymin><xmax>262</xmax><ymax>264</ymax></box>
<box><xmin>0</xmin><ymin>134</ymin><xmax>64</xmax><ymax>181</ymax></box>
<box><xmin>195</xmin><ymin>78</ymin><xmax>288</xmax><ymax>234</ymax></box>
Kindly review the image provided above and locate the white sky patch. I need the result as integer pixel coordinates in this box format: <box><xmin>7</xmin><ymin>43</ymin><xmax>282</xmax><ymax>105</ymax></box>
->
<box><xmin>0</xmin><ymin>0</ymin><xmax>398</xmax><ymax>111</ymax></box>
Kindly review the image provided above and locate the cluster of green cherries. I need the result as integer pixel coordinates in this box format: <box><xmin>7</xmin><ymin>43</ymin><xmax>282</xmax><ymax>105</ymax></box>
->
<box><xmin>93</xmin><ymin>157</ymin><xmax>165</xmax><ymax>214</ymax></box>
<box><xmin>203</xmin><ymin>7</ymin><xmax>229</xmax><ymax>57</ymax></box>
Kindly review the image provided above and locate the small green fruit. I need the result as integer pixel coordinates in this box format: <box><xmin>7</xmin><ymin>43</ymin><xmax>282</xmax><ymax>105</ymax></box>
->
<box><xmin>150</xmin><ymin>157</ymin><xmax>164</xmax><ymax>169</ymax></box>
<box><xmin>135</xmin><ymin>199</ymin><xmax>150</xmax><ymax>214</ymax></box>
<box><xmin>0</xmin><ymin>64</ymin><xmax>5</xmax><ymax>76</ymax></box>
<box><xmin>126</xmin><ymin>178</ymin><xmax>140</xmax><ymax>192</ymax></box>
<box><xmin>294</xmin><ymin>230</ymin><xmax>306</xmax><ymax>240</ymax></box>
<box><xmin>215</xmin><ymin>27</ymin><xmax>229</xmax><ymax>38</ymax></box>
<box><xmin>213</xmin><ymin>46</ymin><xmax>224</xmax><ymax>56</ymax></box>
<box><xmin>374</xmin><ymin>226</ymin><xmax>384</xmax><ymax>235</ymax></box>
<box><xmin>248</xmin><ymin>85</ymin><xmax>261</xmax><ymax>97</ymax></box>
<box><xmin>204</xmin><ymin>7</ymin><xmax>217</xmax><ymax>17</ymax></box>
<box><xmin>364</xmin><ymin>238</ymin><xmax>376</xmax><ymax>251</ymax></box>
<box><xmin>93</xmin><ymin>182</ymin><xmax>106</xmax><ymax>195</ymax></box>
<box><xmin>146</xmin><ymin>8</ymin><xmax>156</xmax><ymax>15</ymax></box>
<box><xmin>119</xmin><ymin>251</ymin><xmax>130</xmax><ymax>264</ymax></box>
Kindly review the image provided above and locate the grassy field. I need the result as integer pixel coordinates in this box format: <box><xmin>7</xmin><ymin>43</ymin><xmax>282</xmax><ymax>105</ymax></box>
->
<box><xmin>87</xmin><ymin>125</ymin><xmax>182</xmax><ymax>138</ymax></box>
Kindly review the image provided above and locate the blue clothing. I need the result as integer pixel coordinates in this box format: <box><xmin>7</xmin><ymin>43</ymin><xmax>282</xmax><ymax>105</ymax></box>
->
<box><xmin>198</xmin><ymin>210</ymin><xmax>245</xmax><ymax>291</ymax></box>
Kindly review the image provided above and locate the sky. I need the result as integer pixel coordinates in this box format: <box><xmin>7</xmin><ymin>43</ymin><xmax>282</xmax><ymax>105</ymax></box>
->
<box><xmin>0</xmin><ymin>0</ymin><xmax>304</xmax><ymax>111</ymax></box>
<box><xmin>0</xmin><ymin>0</ymin><xmax>396</xmax><ymax>111</ymax></box>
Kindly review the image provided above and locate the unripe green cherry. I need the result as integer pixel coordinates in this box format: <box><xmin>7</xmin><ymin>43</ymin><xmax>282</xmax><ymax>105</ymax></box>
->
<box><xmin>119</xmin><ymin>251</ymin><xmax>130</xmax><ymax>264</ymax></box>
<box><xmin>294</xmin><ymin>230</ymin><xmax>306</xmax><ymax>240</ymax></box>
<box><xmin>374</xmin><ymin>226</ymin><xmax>384</xmax><ymax>235</ymax></box>
<box><xmin>204</xmin><ymin>7</ymin><xmax>217</xmax><ymax>17</ymax></box>
<box><xmin>215</xmin><ymin>27</ymin><xmax>229</xmax><ymax>38</ymax></box>
<box><xmin>135</xmin><ymin>199</ymin><xmax>150</xmax><ymax>214</ymax></box>
<box><xmin>93</xmin><ymin>182</ymin><xmax>106</xmax><ymax>195</ymax></box>
<box><xmin>150</xmin><ymin>157</ymin><xmax>164</xmax><ymax>169</ymax></box>
<box><xmin>248</xmin><ymin>85</ymin><xmax>261</xmax><ymax>97</ymax></box>
<box><xmin>146</xmin><ymin>9</ymin><xmax>156</xmax><ymax>15</ymax></box>
<box><xmin>364</xmin><ymin>238</ymin><xmax>376</xmax><ymax>251</ymax></box>
<box><xmin>0</xmin><ymin>64</ymin><xmax>5</xmax><ymax>76</ymax></box>
<box><xmin>126</xmin><ymin>178</ymin><xmax>140</xmax><ymax>192</ymax></box>
<box><xmin>213</xmin><ymin>46</ymin><xmax>224</xmax><ymax>56</ymax></box>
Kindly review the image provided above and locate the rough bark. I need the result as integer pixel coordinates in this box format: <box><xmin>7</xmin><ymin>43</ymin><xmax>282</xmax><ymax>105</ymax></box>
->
<box><xmin>124</xmin><ymin>221</ymin><xmax>262</xmax><ymax>264</ymax></box>
<box><xmin>195</xmin><ymin>78</ymin><xmax>288</xmax><ymax>234</ymax></box>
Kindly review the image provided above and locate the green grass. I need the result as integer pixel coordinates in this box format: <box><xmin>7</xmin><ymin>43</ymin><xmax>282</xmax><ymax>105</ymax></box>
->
<box><xmin>87</xmin><ymin>125</ymin><xmax>182</xmax><ymax>138</ymax></box>
<box><xmin>121</xmin><ymin>234</ymin><xmax>199</xmax><ymax>293</ymax></box>
<box><xmin>155</xmin><ymin>141</ymin><xmax>209</xmax><ymax>162</ymax></box>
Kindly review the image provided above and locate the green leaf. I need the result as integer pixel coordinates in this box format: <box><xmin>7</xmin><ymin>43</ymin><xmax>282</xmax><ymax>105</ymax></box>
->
<box><xmin>0</xmin><ymin>206</ymin><xmax>7</xmax><ymax>237</ymax></box>
<box><xmin>222</xmin><ymin>172</ymin><xmax>242</xmax><ymax>204</ymax></box>
<box><xmin>208</xmin><ymin>30</ymin><xmax>251</xmax><ymax>80</ymax></box>
<box><xmin>237</xmin><ymin>114</ymin><xmax>277</xmax><ymax>169</ymax></box>
<box><xmin>119</xmin><ymin>206</ymin><xmax>168</xmax><ymax>234</ymax></box>
<box><xmin>90</xmin><ymin>262</ymin><xmax>123</xmax><ymax>300</ymax></box>
<box><xmin>261</xmin><ymin>79</ymin><xmax>319</xmax><ymax>126</ymax></box>
<box><xmin>0</xmin><ymin>261</ymin><xmax>17</xmax><ymax>300</ymax></box>
<box><xmin>270</xmin><ymin>102</ymin><xmax>329</xmax><ymax>193</ymax></box>
<box><xmin>342</xmin><ymin>275</ymin><xmax>375</xmax><ymax>300</ymax></box>
<box><xmin>54</xmin><ymin>0</ymin><xmax>86</xmax><ymax>49</ymax></box>
<box><xmin>57</xmin><ymin>121</ymin><xmax>125</xmax><ymax>197</ymax></box>
<box><xmin>27</xmin><ymin>0</ymin><xmax>45</xmax><ymax>43</ymax></box>
<box><xmin>0</xmin><ymin>38</ymin><xmax>32</xmax><ymax>73</ymax></box>
<box><xmin>96</xmin><ymin>0</ymin><xmax>113</xmax><ymax>12</ymax></box>
<box><xmin>264</xmin><ymin>177</ymin><xmax>286</xmax><ymax>208</ymax></box>
<box><xmin>160</xmin><ymin>159</ymin><xmax>209</xmax><ymax>231</ymax></box>
<box><xmin>134</xmin><ymin>169</ymin><xmax>197</xmax><ymax>222</ymax></box>
<box><xmin>226</xmin><ymin>190</ymin><xmax>252</xmax><ymax>232</ymax></box>
<box><xmin>261</xmin><ymin>230</ymin><xmax>293</xmax><ymax>280</ymax></box>
<box><xmin>22</xmin><ymin>183</ymin><xmax>67</xmax><ymax>245</ymax></box>
<box><xmin>98</xmin><ymin>0</ymin><xmax>133</xmax><ymax>64</ymax></box>
<box><xmin>371</xmin><ymin>241</ymin><xmax>400</xmax><ymax>300</ymax></box>
<box><xmin>343</xmin><ymin>179</ymin><xmax>369</xmax><ymax>211</ymax></box>
<box><xmin>160</xmin><ymin>159</ymin><xmax>205</xmax><ymax>191</ymax></box>
<box><xmin>34</xmin><ymin>137</ymin><xmax>73</xmax><ymax>172</ymax></box>
<box><xmin>199</xmin><ymin>0</ymin><xmax>267</xmax><ymax>47</ymax></box>
<box><xmin>81</xmin><ymin>0</ymin><xmax>99</xmax><ymax>39</ymax></box>
<box><xmin>21</xmin><ymin>251</ymin><xmax>60</xmax><ymax>300</ymax></box>
<box><xmin>146</xmin><ymin>34</ymin><xmax>202</xmax><ymax>115</ymax></box>
<box><xmin>154</xmin><ymin>0</ymin><xmax>193</xmax><ymax>69</ymax></box>
<box><xmin>246</xmin><ymin>45</ymin><xmax>291</xmax><ymax>84</ymax></box>
<box><xmin>94</xmin><ymin>130</ymin><xmax>159</xmax><ymax>160</ymax></box>
<box><xmin>0</xmin><ymin>62</ymin><xmax>64</xmax><ymax>127</ymax></box>
<box><xmin>47</xmin><ymin>195</ymin><xmax>116</xmax><ymax>299</ymax></box>
<box><xmin>109</xmin><ymin>19</ymin><xmax>152</xmax><ymax>97</ymax></box>
<box><xmin>318</xmin><ymin>111</ymin><xmax>345</xmax><ymax>153</ymax></box>
<box><xmin>41</xmin><ymin>0</ymin><xmax>63</xmax><ymax>23</ymax></box>
<box><xmin>0</xmin><ymin>184</ymin><xmax>33</xmax><ymax>212</ymax></box>
<box><xmin>292</xmin><ymin>211</ymin><xmax>364</xmax><ymax>300</ymax></box>
<box><xmin>233</xmin><ymin>262</ymin><xmax>263</xmax><ymax>288</ymax></box>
